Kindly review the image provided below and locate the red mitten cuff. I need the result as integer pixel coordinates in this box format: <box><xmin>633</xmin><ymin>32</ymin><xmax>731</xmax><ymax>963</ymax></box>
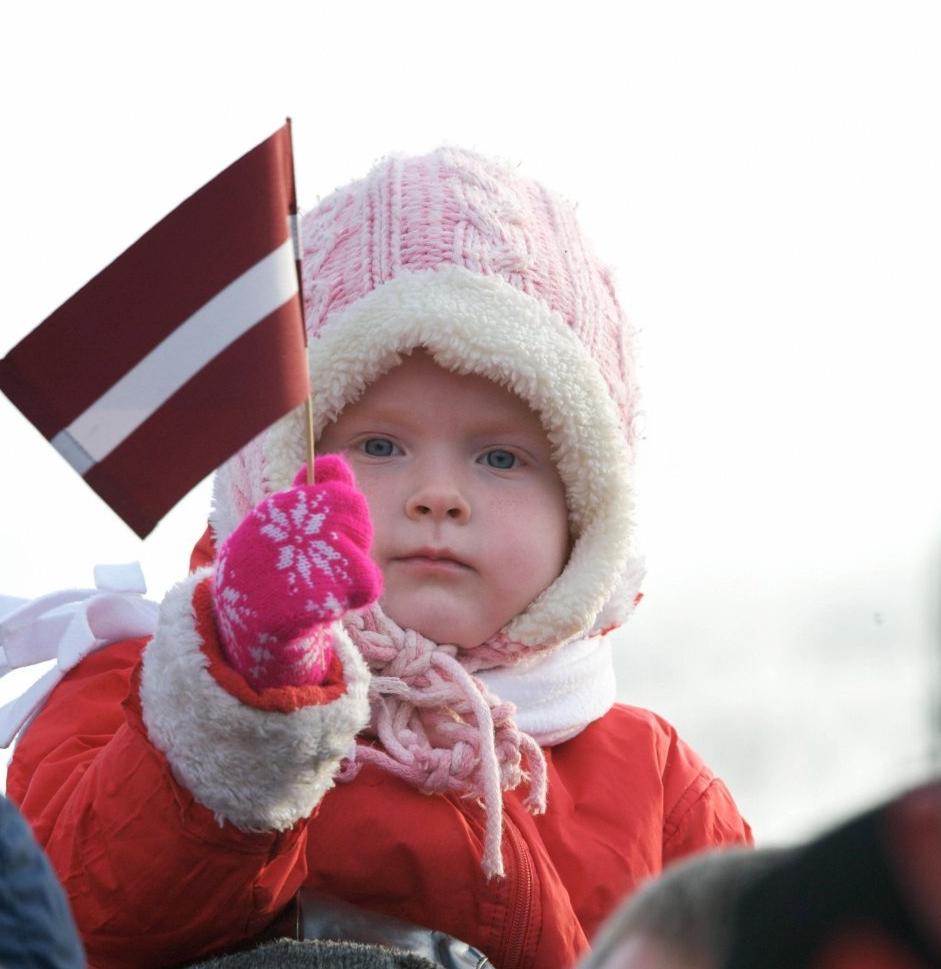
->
<box><xmin>195</xmin><ymin>579</ymin><xmax>348</xmax><ymax>712</ymax></box>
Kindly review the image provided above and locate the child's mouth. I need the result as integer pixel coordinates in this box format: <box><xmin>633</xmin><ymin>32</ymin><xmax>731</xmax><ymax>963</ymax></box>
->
<box><xmin>393</xmin><ymin>548</ymin><xmax>472</xmax><ymax>573</ymax></box>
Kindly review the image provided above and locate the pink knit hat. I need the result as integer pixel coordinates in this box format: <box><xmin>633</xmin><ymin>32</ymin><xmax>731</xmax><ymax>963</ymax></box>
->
<box><xmin>298</xmin><ymin>149</ymin><xmax>638</xmax><ymax>444</ymax></box>
<box><xmin>212</xmin><ymin>147</ymin><xmax>640</xmax><ymax>648</ymax></box>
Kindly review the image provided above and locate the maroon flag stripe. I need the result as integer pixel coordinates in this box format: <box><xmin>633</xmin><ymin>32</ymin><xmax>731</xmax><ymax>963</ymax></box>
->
<box><xmin>50</xmin><ymin>237</ymin><xmax>298</xmax><ymax>473</ymax></box>
<box><xmin>85</xmin><ymin>296</ymin><xmax>309</xmax><ymax>538</ymax></box>
<box><xmin>0</xmin><ymin>126</ymin><xmax>295</xmax><ymax>439</ymax></box>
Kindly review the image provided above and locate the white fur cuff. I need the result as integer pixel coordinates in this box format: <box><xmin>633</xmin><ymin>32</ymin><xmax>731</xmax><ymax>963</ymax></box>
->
<box><xmin>139</xmin><ymin>569</ymin><xmax>370</xmax><ymax>832</ymax></box>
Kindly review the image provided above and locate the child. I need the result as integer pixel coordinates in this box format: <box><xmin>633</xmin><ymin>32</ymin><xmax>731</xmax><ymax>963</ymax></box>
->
<box><xmin>6</xmin><ymin>147</ymin><xmax>752</xmax><ymax>969</ymax></box>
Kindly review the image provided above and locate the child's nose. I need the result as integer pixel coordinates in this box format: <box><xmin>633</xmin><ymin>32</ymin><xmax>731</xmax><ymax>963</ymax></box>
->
<box><xmin>405</xmin><ymin>481</ymin><xmax>471</xmax><ymax>524</ymax></box>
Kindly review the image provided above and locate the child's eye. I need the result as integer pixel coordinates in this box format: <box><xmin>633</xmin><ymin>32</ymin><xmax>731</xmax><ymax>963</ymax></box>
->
<box><xmin>361</xmin><ymin>438</ymin><xmax>398</xmax><ymax>457</ymax></box>
<box><xmin>480</xmin><ymin>449</ymin><xmax>517</xmax><ymax>470</ymax></box>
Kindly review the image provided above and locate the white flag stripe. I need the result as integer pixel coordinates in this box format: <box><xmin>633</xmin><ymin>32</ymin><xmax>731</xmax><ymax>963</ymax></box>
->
<box><xmin>51</xmin><ymin>431</ymin><xmax>95</xmax><ymax>476</ymax></box>
<box><xmin>53</xmin><ymin>238</ymin><xmax>298</xmax><ymax>467</ymax></box>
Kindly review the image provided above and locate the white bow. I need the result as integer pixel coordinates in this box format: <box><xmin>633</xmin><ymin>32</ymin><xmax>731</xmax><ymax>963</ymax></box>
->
<box><xmin>0</xmin><ymin>563</ymin><xmax>159</xmax><ymax>748</ymax></box>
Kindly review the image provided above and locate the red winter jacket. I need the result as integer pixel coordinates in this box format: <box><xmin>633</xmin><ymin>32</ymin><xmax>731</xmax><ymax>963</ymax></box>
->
<box><xmin>8</xmin><ymin>572</ymin><xmax>751</xmax><ymax>969</ymax></box>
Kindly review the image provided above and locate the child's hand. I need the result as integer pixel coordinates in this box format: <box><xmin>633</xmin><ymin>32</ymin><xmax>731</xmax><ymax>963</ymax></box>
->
<box><xmin>212</xmin><ymin>454</ymin><xmax>382</xmax><ymax>690</ymax></box>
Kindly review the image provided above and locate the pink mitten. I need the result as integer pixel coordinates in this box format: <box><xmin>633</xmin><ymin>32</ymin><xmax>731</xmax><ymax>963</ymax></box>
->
<box><xmin>212</xmin><ymin>454</ymin><xmax>382</xmax><ymax>690</ymax></box>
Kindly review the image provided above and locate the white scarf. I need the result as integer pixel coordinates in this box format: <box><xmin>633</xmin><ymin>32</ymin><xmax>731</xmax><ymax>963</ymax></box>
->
<box><xmin>478</xmin><ymin>634</ymin><xmax>617</xmax><ymax>747</ymax></box>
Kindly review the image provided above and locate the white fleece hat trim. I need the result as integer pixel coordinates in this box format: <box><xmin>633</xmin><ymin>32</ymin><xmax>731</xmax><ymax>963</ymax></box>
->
<box><xmin>244</xmin><ymin>265</ymin><xmax>634</xmax><ymax>648</ymax></box>
<box><xmin>139</xmin><ymin>569</ymin><xmax>370</xmax><ymax>832</ymax></box>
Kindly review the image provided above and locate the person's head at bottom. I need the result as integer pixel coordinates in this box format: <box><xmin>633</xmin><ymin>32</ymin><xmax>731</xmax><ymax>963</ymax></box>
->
<box><xmin>580</xmin><ymin>848</ymin><xmax>787</xmax><ymax>969</ymax></box>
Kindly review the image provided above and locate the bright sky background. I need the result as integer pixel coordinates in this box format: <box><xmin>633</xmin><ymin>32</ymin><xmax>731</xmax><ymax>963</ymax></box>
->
<box><xmin>2</xmin><ymin>1</ymin><xmax>940</xmax><ymax>844</ymax></box>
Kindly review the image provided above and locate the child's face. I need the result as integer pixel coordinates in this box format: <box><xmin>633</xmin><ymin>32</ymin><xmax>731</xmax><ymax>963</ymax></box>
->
<box><xmin>318</xmin><ymin>351</ymin><xmax>570</xmax><ymax>648</ymax></box>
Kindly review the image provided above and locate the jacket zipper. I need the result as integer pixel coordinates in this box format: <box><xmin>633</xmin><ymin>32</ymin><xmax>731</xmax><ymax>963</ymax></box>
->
<box><xmin>498</xmin><ymin>811</ymin><xmax>535</xmax><ymax>969</ymax></box>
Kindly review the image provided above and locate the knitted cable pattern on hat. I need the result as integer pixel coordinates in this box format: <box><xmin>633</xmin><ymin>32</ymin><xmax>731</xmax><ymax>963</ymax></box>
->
<box><xmin>339</xmin><ymin>605</ymin><xmax>547</xmax><ymax>880</ymax></box>
<box><xmin>299</xmin><ymin>147</ymin><xmax>638</xmax><ymax>450</ymax></box>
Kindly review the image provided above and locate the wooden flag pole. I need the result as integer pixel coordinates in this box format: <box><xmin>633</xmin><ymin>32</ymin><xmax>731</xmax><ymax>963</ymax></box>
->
<box><xmin>285</xmin><ymin>117</ymin><xmax>316</xmax><ymax>486</ymax></box>
<box><xmin>303</xmin><ymin>398</ymin><xmax>316</xmax><ymax>487</ymax></box>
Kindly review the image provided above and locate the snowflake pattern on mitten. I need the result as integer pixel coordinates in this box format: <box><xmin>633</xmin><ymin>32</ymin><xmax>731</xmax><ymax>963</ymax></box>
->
<box><xmin>212</xmin><ymin>454</ymin><xmax>382</xmax><ymax>690</ymax></box>
<box><xmin>255</xmin><ymin>487</ymin><xmax>351</xmax><ymax>617</ymax></box>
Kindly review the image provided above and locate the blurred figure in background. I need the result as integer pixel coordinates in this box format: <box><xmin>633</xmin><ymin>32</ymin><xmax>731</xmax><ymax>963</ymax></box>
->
<box><xmin>578</xmin><ymin>847</ymin><xmax>786</xmax><ymax>969</ymax></box>
<box><xmin>581</xmin><ymin>781</ymin><xmax>941</xmax><ymax>969</ymax></box>
<box><xmin>0</xmin><ymin>793</ymin><xmax>84</xmax><ymax>969</ymax></box>
<box><xmin>723</xmin><ymin>781</ymin><xmax>941</xmax><ymax>969</ymax></box>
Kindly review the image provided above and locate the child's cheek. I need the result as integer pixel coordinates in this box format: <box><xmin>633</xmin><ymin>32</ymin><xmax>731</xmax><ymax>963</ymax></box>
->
<box><xmin>495</xmin><ymin>490</ymin><xmax>569</xmax><ymax>590</ymax></box>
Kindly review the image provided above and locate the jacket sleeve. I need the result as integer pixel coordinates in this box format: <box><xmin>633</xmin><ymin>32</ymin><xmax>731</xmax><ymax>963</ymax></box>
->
<box><xmin>6</xmin><ymin>568</ymin><xmax>370</xmax><ymax>969</ymax></box>
<box><xmin>659</xmin><ymin>726</ymin><xmax>754</xmax><ymax>865</ymax></box>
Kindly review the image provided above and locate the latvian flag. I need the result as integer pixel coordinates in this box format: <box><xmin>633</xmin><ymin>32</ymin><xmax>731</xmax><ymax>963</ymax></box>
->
<box><xmin>0</xmin><ymin>124</ymin><xmax>309</xmax><ymax>538</ymax></box>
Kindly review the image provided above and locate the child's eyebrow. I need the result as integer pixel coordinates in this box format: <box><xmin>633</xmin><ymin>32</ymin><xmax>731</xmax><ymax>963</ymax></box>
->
<box><xmin>345</xmin><ymin>402</ymin><xmax>418</xmax><ymax>426</ymax></box>
<box><xmin>359</xmin><ymin>406</ymin><xmax>541</xmax><ymax>436</ymax></box>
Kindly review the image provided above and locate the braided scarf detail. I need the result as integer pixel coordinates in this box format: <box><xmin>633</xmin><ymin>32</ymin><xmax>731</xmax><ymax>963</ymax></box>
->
<box><xmin>337</xmin><ymin>605</ymin><xmax>548</xmax><ymax>879</ymax></box>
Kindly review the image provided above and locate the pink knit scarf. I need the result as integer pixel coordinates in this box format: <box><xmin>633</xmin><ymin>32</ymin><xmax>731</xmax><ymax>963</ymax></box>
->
<box><xmin>337</xmin><ymin>605</ymin><xmax>548</xmax><ymax>879</ymax></box>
